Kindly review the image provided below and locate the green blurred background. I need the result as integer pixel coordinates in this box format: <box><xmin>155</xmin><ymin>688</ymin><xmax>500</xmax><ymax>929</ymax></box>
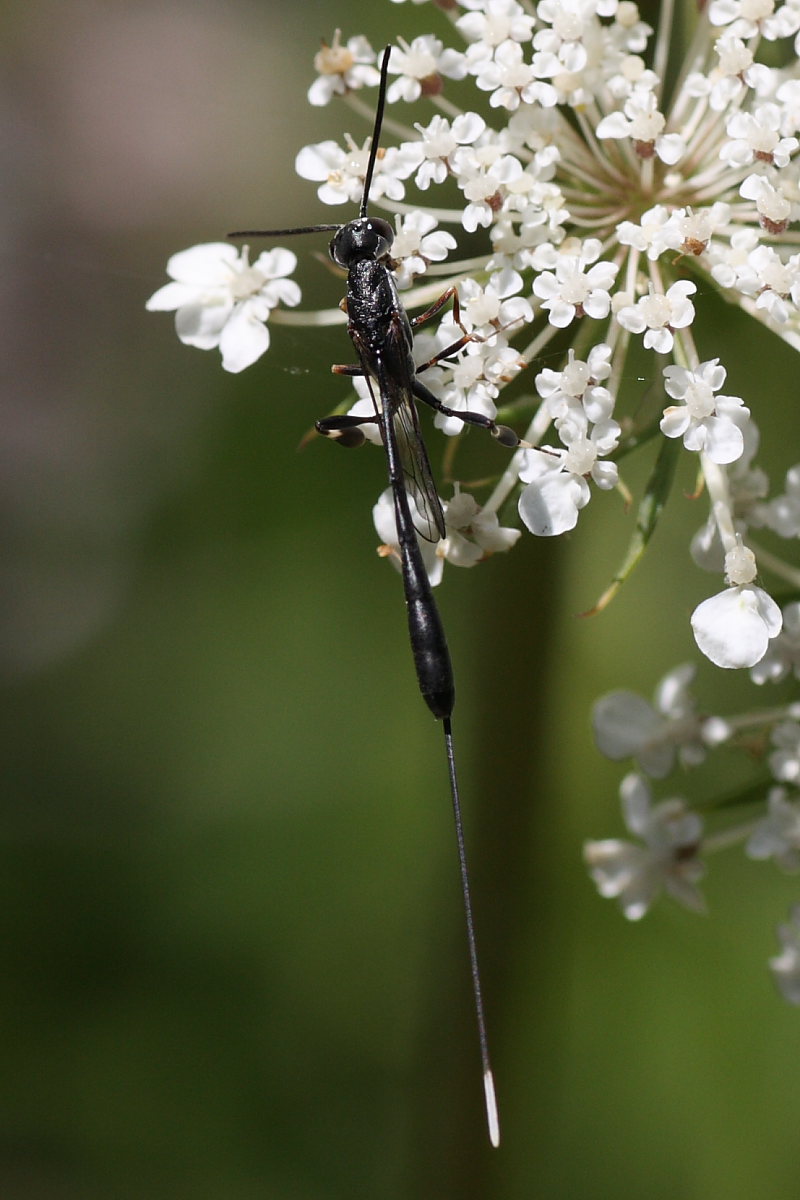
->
<box><xmin>3</xmin><ymin>2</ymin><xmax>800</xmax><ymax>1196</ymax></box>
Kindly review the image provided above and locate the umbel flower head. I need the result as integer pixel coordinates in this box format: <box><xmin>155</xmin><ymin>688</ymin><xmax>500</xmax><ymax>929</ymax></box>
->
<box><xmin>148</xmin><ymin>2</ymin><xmax>800</xmax><ymax>999</ymax></box>
<box><xmin>149</xmin><ymin>0</ymin><xmax>800</xmax><ymax>671</ymax></box>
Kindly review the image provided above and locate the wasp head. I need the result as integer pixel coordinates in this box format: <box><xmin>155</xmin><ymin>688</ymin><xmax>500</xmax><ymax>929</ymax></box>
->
<box><xmin>329</xmin><ymin>217</ymin><xmax>394</xmax><ymax>268</ymax></box>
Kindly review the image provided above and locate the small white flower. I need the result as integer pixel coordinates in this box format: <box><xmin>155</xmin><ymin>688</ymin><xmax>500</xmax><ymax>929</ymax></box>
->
<box><xmin>390</xmin><ymin>212</ymin><xmax>457</xmax><ymax>288</ymax></box>
<box><xmin>748</xmin><ymin>787</ymin><xmax>800</xmax><ymax>870</ymax></box>
<box><xmin>757</xmin><ymin>464</ymin><xmax>800</xmax><ymax>537</ymax></box>
<box><xmin>409</xmin><ymin>112</ymin><xmax>487</xmax><ymax>190</ymax></box>
<box><xmin>592</xmin><ymin>663</ymin><xmax>705</xmax><ymax>778</ymax></box>
<box><xmin>726</xmin><ymin>244</ymin><xmax>800</xmax><ymax>325</ymax></box>
<box><xmin>457</xmin><ymin>0</ymin><xmax>536</xmax><ymax>49</ymax></box>
<box><xmin>686</xmin><ymin>35</ymin><xmax>771</xmax><ymax>110</ymax></box>
<box><xmin>557</xmin><ymin>413</ymin><xmax>620</xmax><ymax>485</ymax></box>
<box><xmin>605</xmin><ymin>53</ymin><xmax>659</xmax><ymax>101</ymax></box>
<box><xmin>709</xmin><ymin>0</ymin><xmax>800</xmax><ymax>41</ymax></box>
<box><xmin>751</xmin><ymin>601</ymin><xmax>800</xmax><ymax>684</ymax></box>
<box><xmin>533</xmin><ymin>0</ymin><xmax>615</xmax><ymax>75</ymax></box>
<box><xmin>373</xmin><ymin>482</ymin><xmax>519</xmax><ymax>581</ymax></box>
<box><xmin>660</xmin><ymin>359</ymin><xmax>749</xmax><ymax>465</ymax></box>
<box><xmin>777</xmin><ymin>76</ymin><xmax>800</xmax><ymax>132</ymax></box>
<box><xmin>517</xmin><ymin>448</ymin><xmax>591</xmax><ymax>535</ymax></box>
<box><xmin>616</xmin><ymin>280</ymin><xmax>697</xmax><ymax>353</ymax></box>
<box><xmin>739</xmin><ymin>172</ymin><xmax>792</xmax><ymax>234</ymax></box>
<box><xmin>146</xmin><ymin>242</ymin><xmax>301</xmax><ymax>373</ymax></box>
<box><xmin>708</xmin><ymin>225</ymin><xmax>760</xmax><ymax>290</ymax></box>
<box><xmin>617</xmin><ymin>204</ymin><xmax>679</xmax><ymax>260</ymax></box>
<box><xmin>770</xmin><ymin>904</ymin><xmax>800</xmax><ymax>1005</ymax></box>
<box><xmin>535</xmin><ymin>344</ymin><xmax>614</xmax><ymax>422</ymax></box>
<box><xmin>386</xmin><ymin>34</ymin><xmax>467</xmax><ymax>103</ymax></box>
<box><xmin>422</xmin><ymin>351</ymin><xmax>498</xmax><ymax>437</ymax></box>
<box><xmin>719</xmin><ymin>103</ymin><xmax>799</xmax><ymax>169</ymax></box>
<box><xmin>770</xmin><ymin>721</ymin><xmax>800</xmax><ymax>784</ymax></box>
<box><xmin>691</xmin><ymin>584</ymin><xmax>783</xmax><ymax>669</ymax></box>
<box><xmin>458</xmin><ymin>270</ymin><xmax>533</xmax><ymax>333</ymax></box>
<box><xmin>596</xmin><ymin>87</ymin><xmax>686</xmax><ymax>164</ymax></box>
<box><xmin>308</xmin><ymin>32</ymin><xmax>381</xmax><ymax>106</ymax></box>
<box><xmin>472</xmin><ymin>41</ymin><xmax>555</xmax><ymax>112</ymax></box>
<box><xmin>429</xmin><ymin>374</ymin><xmax>497</xmax><ymax>438</ymax></box>
<box><xmin>452</xmin><ymin>147</ymin><xmax>526</xmax><ymax>231</ymax></box>
<box><xmin>584</xmin><ymin>773</ymin><xmax>706</xmax><ymax>920</ymax></box>
<box><xmin>532</xmin><ymin>240</ymin><xmax>619</xmax><ymax>327</ymax></box>
<box><xmin>441</xmin><ymin>487</ymin><xmax>521</xmax><ymax>565</ymax></box>
<box><xmin>423</xmin><ymin>334</ymin><xmax>524</xmax><ymax>436</ymax></box>
<box><xmin>672</xmin><ymin>203</ymin><xmax>732</xmax><ymax>257</ymax></box>
<box><xmin>296</xmin><ymin>137</ymin><xmax>415</xmax><ymax>206</ymax></box>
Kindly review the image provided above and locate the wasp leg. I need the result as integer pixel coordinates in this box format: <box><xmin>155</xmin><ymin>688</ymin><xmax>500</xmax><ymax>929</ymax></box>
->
<box><xmin>410</xmin><ymin>377</ymin><xmax>522</xmax><ymax>448</ymax></box>
<box><xmin>410</xmin><ymin>286</ymin><xmax>465</xmax><ymax>332</ymax></box>
<box><xmin>316</xmin><ymin>413</ymin><xmax>379</xmax><ymax>448</ymax></box>
<box><xmin>410</xmin><ymin>287</ymin><xmax>517</xmax><ymax>374</ymax></box>
<box><xmin>331</xmin><ymin>363</ymin><xmax>366</xmax><ymax>377</ymax></box>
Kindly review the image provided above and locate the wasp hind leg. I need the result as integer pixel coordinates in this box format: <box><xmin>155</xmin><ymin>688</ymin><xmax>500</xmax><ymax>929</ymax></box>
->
<box><xmin>410</xmin><ymin>377</ymin><xmax>522</xmax><ymax>448</ymax></box>
<box><xmin>316</xmin><ymin>409</ymin><xmax>382</xmax><ymax>447</ymax></box>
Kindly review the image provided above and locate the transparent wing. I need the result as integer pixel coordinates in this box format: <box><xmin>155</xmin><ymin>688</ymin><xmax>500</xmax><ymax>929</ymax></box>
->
<box><xmin>374</xmin><ymin>364</ymin><xmax>448</xmax><ymax>544</ymax></box>
<box><xmin>389</xmin><ymin>387</ymin><xmax>446</xmax><ymax>543</ymax></box>
<box><xmin>350</xmin><ymin>327</ymin><xmax>446</xmax><ymax>544</ymax></box>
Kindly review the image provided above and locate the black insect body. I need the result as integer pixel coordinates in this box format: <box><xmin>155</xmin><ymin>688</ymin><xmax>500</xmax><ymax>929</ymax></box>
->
<box><xmin>328</xmin><ymin>218</ymin><xmax>454</xmax><ymax>717</ymax></box>
<box><xmin>229</xmin><ymin>44</ymin><xmax>524</xmax><ymax>1148</ymax></box>
<box><xmin>325</xmin><ymin>217</ymin><xmax>520</xmax><ymax>718</ymax></box>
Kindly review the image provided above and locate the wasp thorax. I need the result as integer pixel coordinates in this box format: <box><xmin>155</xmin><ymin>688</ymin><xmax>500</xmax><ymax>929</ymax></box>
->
<box><xmin>329</xmin><ymin>217</ymin><xmax>394</xmax><ymax>268</ymax></box>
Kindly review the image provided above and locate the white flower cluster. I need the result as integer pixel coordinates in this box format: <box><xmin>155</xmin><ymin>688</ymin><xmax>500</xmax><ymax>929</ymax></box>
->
<box><xmin>147</xmin><ymin>0</ymin><xmax>800</xmax><ymax>1000</ymax></box>
<box><xmin>586</xmin><ymin>658</ymin><xmax>800</xmax><ymax>1004</ymax></box>
<box><xmin>518</xmin><ymin>343</ymin><xmax>620</xmax><ymax>535</ymax></box>
<box><xmin>148</xmin><ymin>0</ymin><xmax>800</xmax><ymax>672</ymax></box>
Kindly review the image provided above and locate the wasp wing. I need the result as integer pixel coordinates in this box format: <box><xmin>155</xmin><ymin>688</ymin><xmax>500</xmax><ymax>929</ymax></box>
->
<box><xmin>375</xmin><ymin>367</ymin><xmax>446</xmax><ymax>544</ymax></box>
<box><xmin>347</xmin><ymin>315</ymin><xmax>446</xmax><ymax>544</ymax></box>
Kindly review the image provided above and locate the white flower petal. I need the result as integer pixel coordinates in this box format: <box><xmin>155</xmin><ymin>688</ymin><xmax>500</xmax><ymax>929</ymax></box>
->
<box><xmin>175</xmin><ymin>301</ymin><xmax>232</xmax><ymax>349</ymax></box>
<box><xmin>518</xmin><ymin>468</ymin><xmax>589</xmax><ymax>536</ymax></box>
<box><xmin>656</xmin><ymin>133</ymin><xmax>686</xmax><ymax>164</ymax></box>
<box><xmin>700</xmin><ymin>414</ymin><xmax>745</xmax><ymax>464</ymax></box>
<box><xmin>218</xmin><ymin>304</ymin><xmax>270</xmax><ymax>372</ymax></box>
<box><xmin>691</xmin><ymin>585</ymin><xmax>782</xmax><ymax>668</ymax></box>
<box><xmin>593</xmin><ymin>692</ymin><xmax>674</xmax><ymax>777</ymax></box>
<box><xmin>164</xmin><ymin>242</ymin><xmax>240</xmax><ymax>286</ymax></box>
<box><xmin>145</xmin><ymin>281</ymin><xmax>199</xmax><ymax>312</ymax></box>
<box><xmin>596</xmin><ymin>112</ymin><xmax>631</xmax><ymax>138</ymax></box>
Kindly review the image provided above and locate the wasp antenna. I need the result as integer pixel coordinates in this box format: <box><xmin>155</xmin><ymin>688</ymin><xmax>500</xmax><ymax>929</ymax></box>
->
<box><xmin>360</xmin><ymin>44</ymin><xmax>392</xmax><ymax>219</ymax></box>
<box><xmin>227</xmin><ymin>225</ymin><xmax>341</xmax><ymax>239</ymax></box>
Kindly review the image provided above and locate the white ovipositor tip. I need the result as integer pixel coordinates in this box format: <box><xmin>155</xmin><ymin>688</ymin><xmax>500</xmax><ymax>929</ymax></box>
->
<box><xmin>484</xmin><ymin>1069</ymin><xmax>500</xmax><ymax>1148</ymax></box>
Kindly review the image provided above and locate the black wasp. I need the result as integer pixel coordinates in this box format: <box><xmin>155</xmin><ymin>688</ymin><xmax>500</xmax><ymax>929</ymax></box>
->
<box><xmin>230</xmin><ymin>44</ymin><xmax>524</xmax><ymax>1148</ymax></box>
